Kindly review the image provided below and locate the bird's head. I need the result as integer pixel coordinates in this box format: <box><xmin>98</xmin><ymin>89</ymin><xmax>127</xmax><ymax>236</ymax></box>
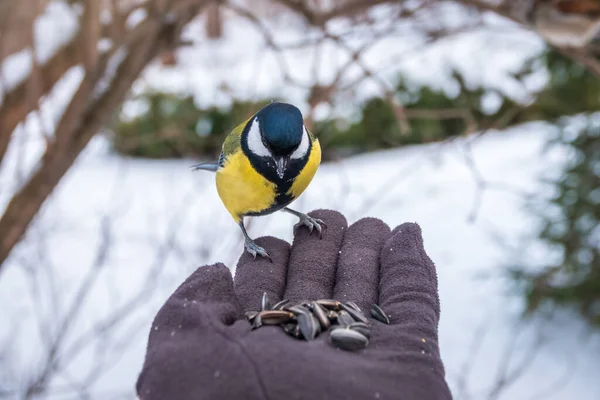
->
<box><xmin>243</xmin><ymin>102</ymin><xmax>310</xmax><ymax>180</ymax></box>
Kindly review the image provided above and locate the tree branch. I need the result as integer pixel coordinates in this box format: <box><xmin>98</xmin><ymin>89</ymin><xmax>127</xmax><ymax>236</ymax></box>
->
<box><xmin>0</xmin><ymin>0</ymin><xmax>209</xmax><ymax>273</ymax></box>
<box><xmin>0</xmin><ymin>40</ymin><xmax>81</xmax><ymax>167</ymax></box>
<box><xmin>274</xmin><ymin>0</ymin><xmax>394</xmax><ymax>26</ymax></box>
<box><xmin>557</xmin><ymin>47</ymin><xmax>600</xmax><ymax>78</ymax></box>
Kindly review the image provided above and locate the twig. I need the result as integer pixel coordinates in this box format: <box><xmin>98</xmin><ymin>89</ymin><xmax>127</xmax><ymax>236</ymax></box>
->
<box><xmin>454</xmin><ymin>318</ymin><xmax>491</xmax><ymax>400</ymax></box>
<box><xmin>225</xmin><ymin>3</ymin><xmax>296</xmax><ymax>86</ymax></box>
<box><xmin>457</xmin><ymin>139</ymin><xmax>487</xmax><ymax>223</ymax></box>
<box><xmin>527</xmin><ymin>351</ymin><xmax>578</xmax><ymax>400</ymax></box>
<box><xmin>557</xmin><ymin>47</ymin><xmax>600</xmax><ymax>78</ymax></box>
<box><xmin>487</xmin><ymin>323</ymin><xmax>545</xmax><ymax>400</ymax></box>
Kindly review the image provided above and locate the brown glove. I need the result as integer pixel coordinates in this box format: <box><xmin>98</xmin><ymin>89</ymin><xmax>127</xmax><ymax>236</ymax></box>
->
<box><xmin>136</xmin><ymin>209</ymin><xmax>452</xmax><ymax>400</ymax></box>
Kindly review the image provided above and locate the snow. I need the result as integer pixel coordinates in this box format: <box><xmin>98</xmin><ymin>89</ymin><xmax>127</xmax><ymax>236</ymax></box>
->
<box><xmin>126</xmin><ymin>8</ymin><xmax>148</xmax><ymax>29</ymax></box>
<box><xmin>130</xmin><ymin>5</ymin><xmax>546</xmax><ymax>119</ymax></box>
<box><xmin>92</xmin><ymin>48</ymin><xmax>128</xmax><ymax>100</ymax></box>
<box><xmin>34</xmin><ymin>1</ymin><xmax>79</xmax><ymax>64</ymax></box>
<box><xmin>0</xmin><ymin>1</ymin><xmax>78</xmax><ymax>104</ymax></box>
<box><xmin>1</xmin><ymin>123</ymin><xmax>599</xmax><ymax>399</ymax></box>
<box><xmin>0</xmin><ymin>66</ymin><xmax>84</xmax><ymax>209</ymax></box>
<box><xmin>0</xmin><ymin>3</ymin><xmax>598</xmax><ymax>399</ymax></box>
<box><xmin>0</xmin><ymin>50</ymin><xmax>33</xmax><ymax>95</ymax></box>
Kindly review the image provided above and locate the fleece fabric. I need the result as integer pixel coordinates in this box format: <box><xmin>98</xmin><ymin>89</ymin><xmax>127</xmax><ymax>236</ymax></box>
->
<box><xmin>136</xmin><ymin>209</ymin><xmax>452</xmax><ymax>400</ymax></box>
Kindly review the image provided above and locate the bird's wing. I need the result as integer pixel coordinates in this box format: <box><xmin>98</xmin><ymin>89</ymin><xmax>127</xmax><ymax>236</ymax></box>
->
<box><xmin>190</xmin><ymin>116</ymin><xmax>254</xmax><ymax>173</ymax></box>
<box><xmin>221</xmin><ymin>115</ymin><xmax>253</xmax><ymax>160</ymax></box>
<box><xmin>306</xmin><ymin>127</ymin><xmax>318</xmax><ymax>143</ymax></box>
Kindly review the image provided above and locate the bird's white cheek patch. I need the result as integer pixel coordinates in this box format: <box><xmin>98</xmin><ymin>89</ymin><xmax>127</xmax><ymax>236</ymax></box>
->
<box><xmin>291</xmin><ymin>127</ymin><xmax>310</xmax><ymax>160</ymax></box>
<box><xmin>247</xmin><ymin>118</ymin><xmax>271</xmax><ymax>157</ymax></box>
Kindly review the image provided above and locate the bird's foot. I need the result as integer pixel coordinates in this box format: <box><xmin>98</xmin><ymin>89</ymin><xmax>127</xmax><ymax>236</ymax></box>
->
<box><xmin>244</xmin><ymin>239</ymin><xmax>273</xmax><ymax>262</ymax></box>
<box><xmin>293</xmin><ymin>213</ymin><xmax>327</xmax><ymax>238</ymax></box>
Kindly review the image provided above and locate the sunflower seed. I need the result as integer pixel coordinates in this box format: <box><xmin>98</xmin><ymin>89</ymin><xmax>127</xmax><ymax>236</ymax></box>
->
<box><xmin>252</xmin><ymin>313</ymin><xmax>262</xmax><ymax>330</ymax></box>
<box><xmin>272</xmin><ymin>299</ymin><xmax>291</xmax><ymax>310</ymax></box>
<box><xmin>330</xmin><ymin>327</ymin><xmax>369</xmax><ymax>351</ymax></box>
<box><xmin>289</xmin><ymin>305</ymin><xmax>310</xmax><ymax>316</ymax></box>
<box><xmin>298</xmin><ymin>312</ymin><xmax>319</xmax><ymax>341</ymax></box>
<box><xmin>337</xmin><ymin>310</ymin><xmax>355</xmax><ymax>326</ymax></box>
<box><xmin>311</xmin><ymin>313</ymin><xmax>322</xmax><ymax>334</ymax></box>
<box><xmin>245</xmin><ymin>311</ymin><xmax>258</xmax><ymax>321</ymax></box>
<box><xmin>258</xmin><ymin>310</ymin><xmax>294</xmax><ymax>325</ymax></box>
<box><xmin>316</xmin><ymin>299</ymin><xmax>341</xmax><ymax>310</ymax></box>
<box><xmin>371</xmin><ymin>304</ymin><xmax>390</xmax><ymax>324</ymax></box>
<box><xmin>345</xmin><ymin>301</ymin><xmax>362</xmax><ymax>313</ymax></box>
<box><xmin>248</xmin><ymin>298</ymin><xmax>377</xmax><ymax>351</ymax></box>
<box><xmin>282</xmin><ymin>322</ymin><xmax>301</xmax><ymax>338</ymax></box>
<box><xmin>310</xmin><ymin>301</ymin><xmax>331</xmax><ymax>330</ymax></box>
<box><xmin>341</xmin><ymin>303</ymin><xmax>368</xmax><ymax>324</ymax></box>
<box><xmin>327</xmin><ymin>310</ymin><xmax>338</xmax><ymax>321</ymax></box>
<box><xmin>261</xmin><ymin>292</ymin><xmax>270</xmax><ymax>311</ymax></box>
<box><xmin>349</xmin><ymin>322</ymin><xmax>371</xmax><ymax>339</ymax></box>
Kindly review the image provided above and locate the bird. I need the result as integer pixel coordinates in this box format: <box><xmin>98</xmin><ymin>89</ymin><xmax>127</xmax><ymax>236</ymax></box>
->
<box><xmin>529</xmin><ymin>0</ymin><xmax>600</xmax><ymax>48</ymax></box>
<box><xmin>191</xmin><ymin>101</ymin><xmax>325</xmax><ymax>261</ymax></box>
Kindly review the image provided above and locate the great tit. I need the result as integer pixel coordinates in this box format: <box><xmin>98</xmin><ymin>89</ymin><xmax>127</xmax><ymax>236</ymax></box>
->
<box><xmin>191</xmin><ymin>102</ymin><xmax>325</xmax><ymax>261</ymax></box>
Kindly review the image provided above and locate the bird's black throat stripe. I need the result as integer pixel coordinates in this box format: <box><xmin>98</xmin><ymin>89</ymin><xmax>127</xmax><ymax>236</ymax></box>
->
<box><xmin>240</xmin><ymin>121</ymin><xmax>312</xmax><ymax>216</ymax></box>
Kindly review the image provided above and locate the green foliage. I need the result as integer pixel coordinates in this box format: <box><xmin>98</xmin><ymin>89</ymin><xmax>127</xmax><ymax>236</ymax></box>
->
<box><xmin>513</xmin><ymin>118</ymin><xmax>600</xmax><ymax>325</ymax></box>
<box><xmin>315</xmin><ymin>72</ymin><xmax>524</xmax><ymax>155</ymax></box>
<box><xmin>516</xmin><ymin>51</ymin><xmax>600</xmax><ymax>122</ymax></box>
<box><xmin>109</xmin><ymin>48</ymin><xmax>600</xmax><ymax>326</ymax></box>
<box><xmin>503</xmin><ymin>50</ymin><xmax>600</xmax><ymax>326</ymax></box>
<box><xmin>112</xmin><ymin>92</ymin><xmax>271</xmax><ymax>159</ymax></box>
<box><xmin>316</xmin><ymin>98</ymin><xmax>403</xmax><ymax>153</ymax></box>
<box><xmin>110</xmin><ymin>50</ymin><xmax>600</xmax><ymax>163</ymax></box>
<box><xmin>111</xmin><ymin>71</ymin><xmax>530</xmax><ymax>160</ymax></box>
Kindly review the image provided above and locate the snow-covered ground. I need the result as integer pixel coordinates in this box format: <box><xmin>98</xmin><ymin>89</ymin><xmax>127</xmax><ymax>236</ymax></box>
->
<box><xmin>1</xmin><ymin>123</ymin><xmax>599</xmax><ymax>399</ymax></box>
<box><xmin>1</xmin><ymin>2</ymin><xmax>599</xmax><ymax>398</ymax></box>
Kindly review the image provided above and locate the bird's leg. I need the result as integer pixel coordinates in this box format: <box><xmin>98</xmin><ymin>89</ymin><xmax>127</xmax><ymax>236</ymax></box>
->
<box><xmin>239</xmin><ymin>220</ymin><xmax>272</xmax><ymax>262</ymax></box>
<box><xmin>282</xmin><ymin>207</ymin><xmax>327</xmax><ymax>238</ymax></box>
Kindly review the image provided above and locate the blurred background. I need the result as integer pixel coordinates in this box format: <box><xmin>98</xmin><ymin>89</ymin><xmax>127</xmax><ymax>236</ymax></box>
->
<box><xmin>0</xmin><ymin>0</ymin><xmax>599</xmax><ymax>398</ymax></box>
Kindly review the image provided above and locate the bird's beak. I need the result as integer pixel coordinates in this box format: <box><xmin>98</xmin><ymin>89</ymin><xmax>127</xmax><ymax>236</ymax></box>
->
<box><xmin>274</xmin><ymin>156</ymin><xmax>289</xmax><ymax>179</ymax></box>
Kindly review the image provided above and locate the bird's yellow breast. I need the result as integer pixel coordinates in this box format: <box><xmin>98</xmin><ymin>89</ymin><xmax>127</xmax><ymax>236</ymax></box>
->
<box><xmin>215</xmin><ymin>139</ymin><xmax>321</xmax><ymax>223</ymax></box>
<box><xmin>216</xmin><ymin>151</ymin><xmax>277</xmax><ymax>223</ymax></box>
<box><xmin>289</xmin><ymin>138</ymin><xmax>321</xmax><ymax>199</ymax></box>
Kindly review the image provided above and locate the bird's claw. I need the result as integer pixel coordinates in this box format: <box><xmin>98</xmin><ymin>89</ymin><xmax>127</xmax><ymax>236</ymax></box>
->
<box><xmin>245</xmin><ymin>240</ymin><xmax>273</xmax><ymax>262</ymax></box>
<box><xmin>294</xmin><ymin>215</ymin><xmax>327</xmax><ymax>239</ymax></box>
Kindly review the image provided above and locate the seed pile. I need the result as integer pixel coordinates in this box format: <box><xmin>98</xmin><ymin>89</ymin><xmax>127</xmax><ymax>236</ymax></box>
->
<box><xmin>245</xmin><ymin>293</ymin><xmax>391</xmax><ymax>351</ymax></box>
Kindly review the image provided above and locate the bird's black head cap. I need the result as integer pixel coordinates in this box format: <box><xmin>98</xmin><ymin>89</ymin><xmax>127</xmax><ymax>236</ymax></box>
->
<box><xmin>255</xmin><ymin>102</ymin><xmax>304</xmax><ymax>155</ymax></box>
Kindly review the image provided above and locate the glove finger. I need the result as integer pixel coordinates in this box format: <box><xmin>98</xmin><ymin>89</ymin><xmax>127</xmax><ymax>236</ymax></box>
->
<box><xmin>233</xmin><ymin>236</ymin><xmax>291</xmax><ymax>313</ymax></box>
<box><xmin>150</xmin><ymin>263</ymin><xmax>242</xmax><ymax>334</ymax></box>
<box><xmin>332</xmin><ymin>217</ymin><xmax>390</xmax><ymax>313</ymax></box>
<box><xmin>378</xmin><ymin>223</ymin><xmax>440</xmax><ymax>333</ymax></box>
<box><xmin>283</xmin><ymin>209</ymin><xmax>347</xmax><ymax>302</ymax></box>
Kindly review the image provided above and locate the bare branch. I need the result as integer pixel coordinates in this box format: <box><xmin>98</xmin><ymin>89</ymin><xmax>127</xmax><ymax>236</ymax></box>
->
<box><xmin>557</xmin><ymin>47</ymin><xmax>600</xmax><ymax>78</ymax></box>
<box><xmin>58</xmin><ymin>188</ymin><xmax>198</xmax><ymax>372</ymax></box>
<box><xmin>274</xmin><ymin>0</ymin><xmax>394</xmax><ymax>26</ymax></box>
<box><xmin>81</xmin><ymin>0</ymin><xmax>102</xmax><ymax>74</ymax></box>
<box><xmin>0</xmin><ymin>39</ymin><xmax>81</xmax><ymax>166</ymax></box>
<box><xmin>487</xmin><ymin>325</ymin><xmax>545</xmax><ymax>400</ymax></box>
<box><xmin>225</xmin><ymin>3</ymin><xmax>296</xmax><ymax>86</ymax></box>
<box><xmin>453</xmin><ymin>0</ymin><xmax>519</xmax><ymax>23</ymax></box>
<box><xmin>454</xmin><ymin>319</ymin><xmax>490</xmax><ymax>400</ymax></box>
<box><xmin>0</xmin><ymin>0</ymin><xmax>211</xmax><ymax>273</ymax></box>
<box><xmin>23</xmin><ymin>215</ymin><xmax>114</xmax><ymax>397</ymax></box>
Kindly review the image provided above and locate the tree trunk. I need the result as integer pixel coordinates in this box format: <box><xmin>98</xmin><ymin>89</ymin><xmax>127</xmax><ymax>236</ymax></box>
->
<box><xmin>0</xmin><ymin>23</ymin><xmax>161</xmax><ymax>272</ymax></box>
<box><xmin>0</xmin><ymin>40</ymin><xmax>82</xmax><ymax>165</ymax></box>
<box><xmin>0</xmin><ymin>0</ymin><xmax>208</xmax><ymax>273</ymax></box>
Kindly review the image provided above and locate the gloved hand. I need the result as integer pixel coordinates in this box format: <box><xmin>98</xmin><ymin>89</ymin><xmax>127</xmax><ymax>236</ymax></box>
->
<box><xmin>136</xmin><ymin>210</ymin><xmax>452</xmax><ymax>400</ymax></box>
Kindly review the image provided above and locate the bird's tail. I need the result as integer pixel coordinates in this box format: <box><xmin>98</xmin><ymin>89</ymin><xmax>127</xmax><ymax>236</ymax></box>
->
<box><xmin>190</xmin><ymin>162</ymin><xmax>219</xmax><ymax>172</ymax></box>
